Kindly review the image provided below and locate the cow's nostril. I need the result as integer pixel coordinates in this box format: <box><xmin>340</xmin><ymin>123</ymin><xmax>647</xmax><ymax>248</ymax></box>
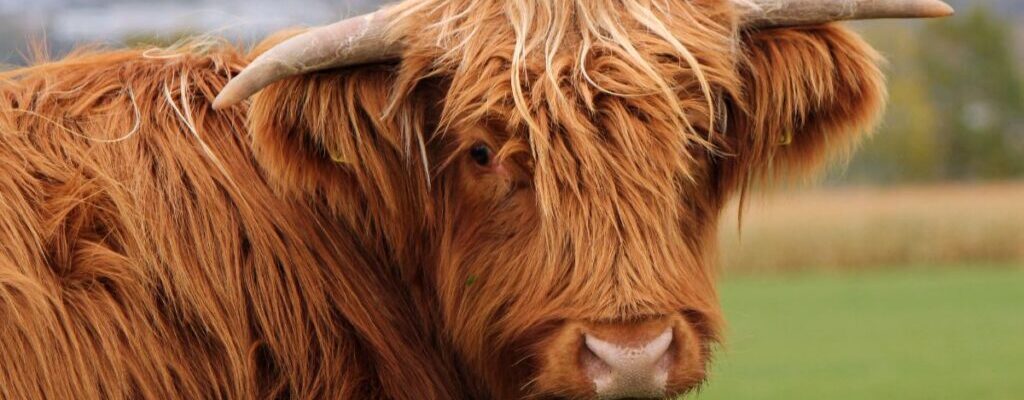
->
<box><xmin>581</xmin><ymin>328</ymin><xmax>673</xmax><ymax>399</ymax></box>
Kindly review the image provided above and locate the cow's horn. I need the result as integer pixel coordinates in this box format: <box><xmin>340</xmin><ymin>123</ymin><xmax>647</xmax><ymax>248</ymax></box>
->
<box><xmin>213</xmin><ymin>9</ymin><xmax>400</xmax><ymax>110</ymax></box>
<box><xmin>736</xmin><ymin>0</ymin><xmax>954</xmax><ymax>29</ymax></box>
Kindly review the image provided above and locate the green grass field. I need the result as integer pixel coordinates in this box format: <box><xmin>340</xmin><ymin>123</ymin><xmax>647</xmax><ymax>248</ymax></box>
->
<box><xmin>689</xmin><ymin>266</ymin><xmax>1024</xmax><ymax>400</ymax></box>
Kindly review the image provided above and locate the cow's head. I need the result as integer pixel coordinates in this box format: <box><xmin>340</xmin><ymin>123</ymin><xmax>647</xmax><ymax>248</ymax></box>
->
<box><xmin>215</xmin><ymin>0</ymin><xmax>952</xmax><ymax>398</ymax></box>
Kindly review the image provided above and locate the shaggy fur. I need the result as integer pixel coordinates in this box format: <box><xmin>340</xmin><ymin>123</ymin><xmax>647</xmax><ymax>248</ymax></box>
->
<box><xmin>0</xmin><ymin>0</ymin><xmax>884</xmax><ymax>399</ymax></box>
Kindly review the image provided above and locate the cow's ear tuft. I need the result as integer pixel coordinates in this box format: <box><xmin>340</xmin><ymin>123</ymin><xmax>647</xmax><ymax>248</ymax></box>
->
<box><xmin>247</xmin><ymin>70</ymin><xmax>362</xmax><ymax>202</ymax></box>
<box><xmin>728</xmin><ymin>24</ymin><xmax>886</xmax><ymax>184</ymax></box>
<box><xmin>245</xmin><ymin>64</ymin><xmax>433</xmax><ymax>229</ymax></box>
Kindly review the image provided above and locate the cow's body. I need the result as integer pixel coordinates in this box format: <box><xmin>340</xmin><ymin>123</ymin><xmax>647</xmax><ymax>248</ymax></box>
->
<box><xmin>0</xmin><ymin>46</ymin><xmax>460</xmax><ymax>399</ymax></box>
<box><xmin>0</xmin><ymin>0</ymin><xmax>910</xmax><ymax>398</ymax></box>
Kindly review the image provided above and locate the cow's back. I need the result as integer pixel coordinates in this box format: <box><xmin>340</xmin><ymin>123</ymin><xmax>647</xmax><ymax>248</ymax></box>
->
<box><xmin>0</xmin><ymin>44</ymin><xmax>381</xmax><ymax>399</ymax></box>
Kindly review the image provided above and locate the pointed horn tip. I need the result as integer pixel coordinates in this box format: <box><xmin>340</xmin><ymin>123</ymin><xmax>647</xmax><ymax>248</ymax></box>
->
<box><xmin>212</xmin><ymin>80</ymin><xmax>249</xmax><ymax>110</ymax></box>
<box><xmin>922</xmin><ymin>0</ymin><xmax>956</xmax><ymax>18</ymax></box>
<box><xmin>211</xmin><ymin>94</ymin><xmax>233</xmax><ymax>110</ymax></box>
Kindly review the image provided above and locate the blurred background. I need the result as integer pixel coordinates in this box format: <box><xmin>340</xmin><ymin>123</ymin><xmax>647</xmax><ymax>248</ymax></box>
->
<box><xmin>2</xmin><ymin>0</ymin><xmax>1021</xmax><ymax>399</ymax></box>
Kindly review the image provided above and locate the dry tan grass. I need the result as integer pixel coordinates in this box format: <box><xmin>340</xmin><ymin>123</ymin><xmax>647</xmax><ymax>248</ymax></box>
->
<box><xmin>718</xmin><ymin>182</ymin><xmax>1024</xmax><ymax>275</ymax></box>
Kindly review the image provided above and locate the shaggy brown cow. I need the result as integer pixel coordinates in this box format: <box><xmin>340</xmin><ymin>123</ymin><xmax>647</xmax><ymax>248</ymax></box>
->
<box><xmin>0</xmin><ymin>0</ymin><xmax>951</xmax><ymax>399</ymax></box>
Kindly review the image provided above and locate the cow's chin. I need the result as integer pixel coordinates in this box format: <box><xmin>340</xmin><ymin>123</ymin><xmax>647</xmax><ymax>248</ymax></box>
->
<box><xmin>528</xmin><ymin>313</ymin><xmax>708</xmax><ymax>399</ymax></box>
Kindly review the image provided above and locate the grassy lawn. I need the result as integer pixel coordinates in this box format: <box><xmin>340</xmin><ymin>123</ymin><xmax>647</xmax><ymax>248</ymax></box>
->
<box><xmin>689</xmin><ymin>266</ymin><xmax>1024</xmax><ymax>400</ymax></box>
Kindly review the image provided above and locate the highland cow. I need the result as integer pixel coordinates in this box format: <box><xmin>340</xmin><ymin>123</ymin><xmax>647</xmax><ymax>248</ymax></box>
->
<box><xmin>0</xmin><ymin>0</ymin><xmax>952</xmax><ymax>399</ymax></box>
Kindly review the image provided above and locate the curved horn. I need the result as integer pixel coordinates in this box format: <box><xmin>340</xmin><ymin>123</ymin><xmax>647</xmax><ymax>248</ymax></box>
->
<box><xmin>213</xmin><ymin>9</ymin><xmax>400</xmax><ymax>110</ymax></box>
<box><xmin>736</xmin><ymin>0</ymin><xmax>954</xmax><ymax>29</ymax></box>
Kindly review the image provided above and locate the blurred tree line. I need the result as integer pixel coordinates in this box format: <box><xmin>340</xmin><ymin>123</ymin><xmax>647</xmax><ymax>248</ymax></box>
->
<box><xmin>839</xmin><ymin>4</ymin><xmax>1024</xmax><ymax>184</ymax></box>
<box><xmin>0</xmin><ymin>15</ymin><xmax>29</xmax><ymax>65</ymax></box>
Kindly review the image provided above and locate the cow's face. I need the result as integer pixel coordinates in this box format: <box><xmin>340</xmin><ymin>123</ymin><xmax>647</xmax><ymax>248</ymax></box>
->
<box><xmin>431</xmin><ymin>106</ymin><xmax>723</xmax><ymax>399</ymax></box>
<box><xmin>248</xmin><ymin>0</ymin><xmax>885</xmax><ymax>398</ymax></box>
<box><xmin>409</xmin><ymin>1</ymin><xmax>883</xmax><ymax>398</ymax></box>
<box><xmin>422</xmin><ymin>5</ymin><xmax>734</xmax><ymax>399</ymax></box>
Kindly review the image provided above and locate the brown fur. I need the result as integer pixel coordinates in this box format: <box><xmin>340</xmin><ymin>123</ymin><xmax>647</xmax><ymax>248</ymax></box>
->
<box><xmin>0</xmin><ymin>0</ymin><xmax>884</xmax><ymax>399</ymax></box>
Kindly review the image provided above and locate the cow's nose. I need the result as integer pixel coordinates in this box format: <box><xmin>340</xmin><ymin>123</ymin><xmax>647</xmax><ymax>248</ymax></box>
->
<box><xmin>581</xmin><ymin>328</ymin><xmax>674</xmax><ymax>399</ymax></box>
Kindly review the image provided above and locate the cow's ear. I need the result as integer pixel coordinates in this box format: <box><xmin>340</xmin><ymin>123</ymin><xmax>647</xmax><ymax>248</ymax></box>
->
<box><xmin>245</xmin><ymin>53</ymin><xmax>434</xmax><ymax>236</ymax></box>
<box><xmin>726</xmin><ymin>24</ymin><xmax>886</xmax><ymax>184</ymax></box>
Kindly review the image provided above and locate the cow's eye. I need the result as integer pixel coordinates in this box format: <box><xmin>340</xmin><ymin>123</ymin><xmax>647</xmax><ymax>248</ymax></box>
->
<box><xmin>469</xmin><ymin>144</ymin><xmax>493</xmax><ymax>167</ymax></box>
